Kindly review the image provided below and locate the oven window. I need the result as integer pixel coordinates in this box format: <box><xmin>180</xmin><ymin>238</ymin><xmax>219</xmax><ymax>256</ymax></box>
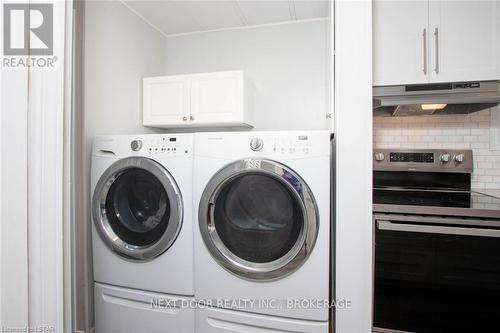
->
<box><xmin>374</xmin><ymin>226</ymin><xmax>500</xmax><ymax>332</ymax></box>
<box><xmin>105</xmin><ymin>168</ymin><xmax>170</xmax><ymax>246</ymax></box>
<box><xmin>213</xmin><ymin>173</ymin><xmax>303</xmax><ymax>263</ymax></box>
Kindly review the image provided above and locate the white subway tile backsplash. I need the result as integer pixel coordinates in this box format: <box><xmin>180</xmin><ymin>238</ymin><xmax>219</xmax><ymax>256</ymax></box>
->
<box><xmin>374</xmin><ymin>108</ymin><xmax>500</xmax><ymax>189</ymax></box>
<box><xmin>477</xmin><ymin>162</ymin><xmax>493</xmax><ymax>169</ymax></box>
<box><xmin>484</xmin><ymin>169</ymin><xmax>500</xmax><ymax>176</ymax></box>
<box><xmin>463</xmin><ymin>135</ymin><xmax>478</xmax><ymax>142</ymax></box>
<box><xmin>470</xmin><ymin>142</ymin><xmax>489</xmax><ymax>149</ymax></box>
<box><xmin>470</xmin><ymin>129</ymin><xmax>485</xmax><ymax>135</ymax></box>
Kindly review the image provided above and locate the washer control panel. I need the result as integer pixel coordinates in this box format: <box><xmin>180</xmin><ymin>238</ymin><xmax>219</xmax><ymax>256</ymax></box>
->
<box><xmin>131</xmin><ymin>136</ymin><xmax>190</xmax><ymax>155</ymax></box>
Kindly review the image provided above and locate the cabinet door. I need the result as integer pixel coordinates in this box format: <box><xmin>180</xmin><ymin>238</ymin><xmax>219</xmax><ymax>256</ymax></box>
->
<box><xmin>189</xmin><ymin>71</ymin><xmax>243</xmax><ymax>125</ymax></box>
<box><xmin>373</xmin><ymin>0</ymin><xmax>429</xmax><ymax>86</ymax></box>
<box><xmin>143</xmin><ymin>76</ymin><xmax>190</xmax><ymax>127</ymax></box>
<box><xmin>429</xmin><ymin>1</ymin><xmax>499</xmax><ymax>83</ymax></box>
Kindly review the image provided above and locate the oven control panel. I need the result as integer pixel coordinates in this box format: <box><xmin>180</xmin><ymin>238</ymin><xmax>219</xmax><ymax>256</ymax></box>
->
<box><xmin>389</xmin><ymin>152</ymin><xmax>434</xmax><ymax>163</ymax></box>
<box><xmin>373</xmin><ymin>149</ymin><xmax>473</xmax><ymax>173</ymax></box>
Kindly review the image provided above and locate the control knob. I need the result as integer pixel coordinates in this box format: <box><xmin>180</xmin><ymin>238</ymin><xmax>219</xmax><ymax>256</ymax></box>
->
<box><xmin>130</xmin><ymin>140</ymin><xmax>143</xmax><ymax>151</ymax></box>
<box><xmin>375</xmin><ymin>152</ymin><xmax>385</xmax><ymax>162</ymax></box>
<box><xmin>439</xmin><ymin>154</ymin><xmax>450</xmax><ymax>163</ymax></box>
<box><xmin>250</xmin><ymin>138</ymin><xmax>264</xmax><ymax>151</ymax></box>
<box><xmin>455</xmin><ymin>154</ymin><xmax>465</xmax><ymax>164</ymax></box>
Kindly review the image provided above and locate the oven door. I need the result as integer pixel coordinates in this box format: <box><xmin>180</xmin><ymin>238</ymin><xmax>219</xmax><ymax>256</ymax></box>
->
<box><xmin>374</xmin><ymin>214</ymin><xmax>500</xmax><ymax>333</ymax></box>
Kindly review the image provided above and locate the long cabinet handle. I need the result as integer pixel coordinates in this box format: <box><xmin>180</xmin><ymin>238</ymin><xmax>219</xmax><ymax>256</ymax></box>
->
<box><xmin>433</xmin><ymin>27</ymin><xmax>439</xmax><ymax>74</ymax></box>
<box><xmin>377</xmin><ymin>220</ymin><xmax>500</xmax><ymax>238</ymax></box>
<box><xmin>422</xmin><ymin>28</ymin><xmax>427</xmax><ymax>74</ymax></box>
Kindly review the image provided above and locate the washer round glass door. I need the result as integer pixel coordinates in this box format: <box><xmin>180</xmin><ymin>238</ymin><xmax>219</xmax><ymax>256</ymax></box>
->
<box><xmin>199</xmin><ymin>159</ymin><xmax>319</xmax><ymax>281</ymax></box>
<box><xmin>92</xmin><ymin>157</ymin><xmax>183</xmax><ymax>260</ymax></box>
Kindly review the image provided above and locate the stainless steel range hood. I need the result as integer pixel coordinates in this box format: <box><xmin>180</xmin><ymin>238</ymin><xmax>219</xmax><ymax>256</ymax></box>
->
<box><xmin>373</xmin><ymin>81</ymin><xmax>500</xmax><ymax>116</ymax></box>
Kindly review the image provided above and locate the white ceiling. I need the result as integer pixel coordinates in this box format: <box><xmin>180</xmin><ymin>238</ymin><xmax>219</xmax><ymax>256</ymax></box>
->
<box><xmin>123</xmin><ymin>1</ymin><xmax>329</xmax><ymax>36</ymax></box>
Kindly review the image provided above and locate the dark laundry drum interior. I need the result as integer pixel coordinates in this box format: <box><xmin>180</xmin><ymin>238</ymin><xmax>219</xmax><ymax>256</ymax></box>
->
<box><xmin>213</xmin><ymin>173</ymin><xmax>303</xmax><ymax>263</ymax></box>
<box><xmin>105</xmin><ymin>168</ymin><xmax>170</xmax><ymax>246</ymax></box>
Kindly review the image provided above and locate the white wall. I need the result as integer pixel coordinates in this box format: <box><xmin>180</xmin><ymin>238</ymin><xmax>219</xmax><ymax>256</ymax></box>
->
<box><xmin>163</xmin><ymin>19</ymin><xmax>329</xmax><ymax>131</ymax></box>
<box><xmin>374</xmin><ymin>107</ymin><xmax>500</xmax><ymax>190</ymax></box>
<box><xmin>80</xmin><ymin>1</ymin><xmax>167</xmax><ymax>330</ymax></box>
<box><xmin>84</xmin><ymin>2</ymin><xmax>166</xmax><ymax>138</ymax></box>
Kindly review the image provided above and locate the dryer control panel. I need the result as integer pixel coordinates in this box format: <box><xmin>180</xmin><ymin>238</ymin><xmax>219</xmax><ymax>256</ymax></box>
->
<box><xmin>194</xmin><ymin>131</ymin><xmax>330</xmax><ymax>159</ymax></box>
<box><xmin>269</xmin><ymin>135</ymin><xmax>313</xmax><ymax>156</ymax></box>
<box><xmin>247</xmin><ymin>135</ymin><xmax>314</xmax><ymax>157</ymax></box>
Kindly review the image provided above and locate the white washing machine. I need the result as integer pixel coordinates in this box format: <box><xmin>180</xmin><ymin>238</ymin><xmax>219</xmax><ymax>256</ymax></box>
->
<box><xmin>193</xmin><ymin>131</ymin><xmax>330</xmax><ymax>328</ymax></box>
<box><xmin>91</xmin><ymin>134</ymin><xmax>194</xmax><ymax>332</ymax></box>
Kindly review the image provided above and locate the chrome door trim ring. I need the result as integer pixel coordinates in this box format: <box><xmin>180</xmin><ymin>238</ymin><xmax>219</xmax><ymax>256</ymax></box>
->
<box><xmin>92</xmin><ymin>156</ymin><xmax>183</xmax><ymax>261</ymax></box>
<box><xmin>198</xmin><ymin>158</ymin><xmax>319</xmax><ymax>281</ymax></box>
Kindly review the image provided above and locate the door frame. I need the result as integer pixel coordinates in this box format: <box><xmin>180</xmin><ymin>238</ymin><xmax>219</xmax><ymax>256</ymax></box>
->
<box><xmin>25</xmin><ymin>0</ymin><xmax>72</xmax><ymax>331</ymax></box>
<box><xmin>334</xmin><ymin>0</ymin><xmax>373</xmax><ymax>332</ymax></box>
<box><xmin>0</xmin><ymin>2</ymin><xmax>30</xmax><ymax>326</ymax></box>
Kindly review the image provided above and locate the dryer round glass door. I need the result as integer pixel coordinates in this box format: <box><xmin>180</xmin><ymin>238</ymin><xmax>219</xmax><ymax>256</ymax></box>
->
<box><xmin>92</xmin><ymin>157</ymin><xmax>183</xmax><ymax>260</ymax></box>
<box><xmin>199</xmin><ymin>159</ymin><xmax>319</xmax><ymax>280</ymax></box>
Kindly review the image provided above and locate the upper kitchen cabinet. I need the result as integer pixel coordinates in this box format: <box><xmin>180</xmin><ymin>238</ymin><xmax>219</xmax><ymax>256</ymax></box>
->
<box><xmin>373</xmin><ymin>1</ymin><xmax>429</xmax><ymax>86</ymax></box>
<box><xmin>143</xmin><ymin>71</ymin><xmax>253</xmax><ymax>129</ymax></box>
<box><xmin>374</xmin><ymin>0</ymin><xmax>499</xmax><ymax>86</ymax></box>
<box><xmin>429</xmin><ymin>1</ymin><xmax>498</xmax><ymax>83</ymax></box>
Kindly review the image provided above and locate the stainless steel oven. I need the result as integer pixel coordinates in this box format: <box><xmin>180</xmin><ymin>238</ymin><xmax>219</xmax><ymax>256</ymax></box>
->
<box><xmin>374</xmin><ymin>214</ymin><xmax>500</xmax><ymax>333</ymax></box>
<box><xmin>373</xmin><ymin>149</ymin><xmax>500</xmax><ymax>333</ymax></box>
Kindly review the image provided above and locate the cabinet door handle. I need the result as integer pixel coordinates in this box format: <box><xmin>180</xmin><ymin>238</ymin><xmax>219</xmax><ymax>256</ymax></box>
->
<box><xmin>433</xmin><ymin>27</ymin><xmax>439</xmax><ymax>74</ymax></box>
<box><xmin>182</xmin><ymin>116</ymin><xmax>187</xmax><ymax>121</ymax></box>
<box><xmin>422</xmin><ymin>28</ymin><xmax>427</xmax><ymax>74</ymax></box>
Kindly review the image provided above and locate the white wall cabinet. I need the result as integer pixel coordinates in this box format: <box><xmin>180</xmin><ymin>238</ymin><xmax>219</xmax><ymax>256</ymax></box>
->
<box><xmin>143</xmin><ymin>75</ymin><xmax>190</xmax><ymax>127</ymax></box>
<box><xmin>373</xmin><ymin>0</ymin><xmax>499</xmax><ymax>86</ymax></box>
<box><xmin>429</xmin><ymin>1</ymin><xmax>498</xmax><ymax>83</ymax></box>
<box><xmin>373</xmin><ymin>1</ymin><xmax>429</xmax><ymax>86</ymax></box>
<box><xmin>143</xmin><ymin>71</ymin><xmax>253</xmax><ymax>128</ymax></box>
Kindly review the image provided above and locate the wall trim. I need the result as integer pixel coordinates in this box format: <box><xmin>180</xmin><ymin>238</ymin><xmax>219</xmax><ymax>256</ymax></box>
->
<box><xmin>119</xmin><ymin>0</ymin><xmax>170</xmax><ymax>38</ymax></box>
<box><xmin>119</xmin><ymin>0</ymin><xmax>327</xmax><ymax>39</ymax></box>
<box><xmin>163</xmin><ymin>17</ymin><xmax>328</xmax><ymax>39</ymax></box>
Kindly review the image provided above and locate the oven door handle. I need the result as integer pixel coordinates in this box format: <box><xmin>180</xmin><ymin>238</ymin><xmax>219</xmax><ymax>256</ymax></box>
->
<box><xmin>377</xmin><ymin>220</ymin><xmax>500</xmax><ymax>238</ymax></box>
<box><xmin>373</xmin><ymin>327</ymin><xmax>416</xmax><ymax>333</ymax></box>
